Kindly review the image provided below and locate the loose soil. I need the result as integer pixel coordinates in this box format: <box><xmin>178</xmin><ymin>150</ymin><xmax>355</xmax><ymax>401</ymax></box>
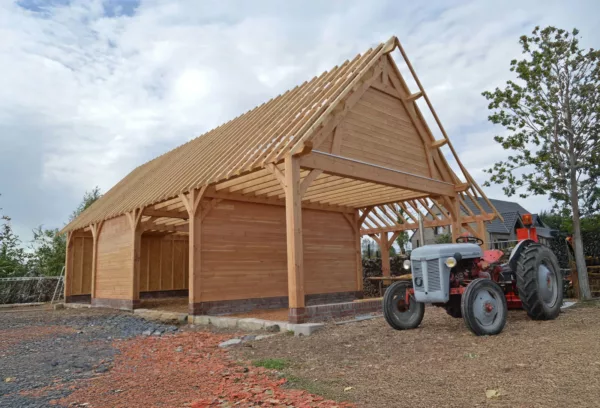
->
<box><xmin>3</xmin><ymin>302</ymin><xmax>600</xmax><ymax>407</ymax></box>
<box><xmin>238</xmin><ymin>303</ymin><xmax>600</xmax><ymax>408</ymax></box>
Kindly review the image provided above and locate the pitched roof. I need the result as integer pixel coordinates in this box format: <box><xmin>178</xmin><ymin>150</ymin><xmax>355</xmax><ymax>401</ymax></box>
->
<box><xmin>63</xmin><ymin>37</ymin><xmax>398</xmax><ymax>233</ymax></box>
<box><xmin>464</xmin><ymin>197</ymin><xmax>531</xmax><ymax>216</ymax></box>
<box><xmin>464</xmin><ymin>197</ymin><xmax>556</xmax><ymax>236</ymax></box>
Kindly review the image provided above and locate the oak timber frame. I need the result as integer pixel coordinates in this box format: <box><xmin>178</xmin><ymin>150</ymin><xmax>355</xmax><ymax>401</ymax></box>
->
<box><xmin>62</xmin><ymin>35</ymin><xmax>500</xmax><ymax>322</ymax></box>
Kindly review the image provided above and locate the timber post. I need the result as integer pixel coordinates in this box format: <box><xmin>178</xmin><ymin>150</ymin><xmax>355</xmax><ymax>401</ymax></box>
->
<box><xmin>380</xmin><ymin>233</ymin><xmax>391</xmax><ymax>278</ymax></box>
<box><xmin>180</xmin><ymin>186</ymin><xmax>207</xmax><ymax>315</ymax></box>
<box><xmin>89</xmin><ymin>221</ymin><xmax>104</xmax><ymax>300</ymax></box>
<box><xmin>283</xmin><ymin>154</ymin><xmax>306</xmax><ymax>323</ymax></box>
<box><xmin>126</xmin><ymin>208</ymin><xmax>144</xmax><ymax>309</ymax></box>
<box><xmin>354</xmin><ymin>209</ymin><xmax>363</xmax><ymax>294</ymax></box>
<box><xmin>64</xmin><ymin>231</ymin><xmax>74</xmax><ymax>302</ymax></box>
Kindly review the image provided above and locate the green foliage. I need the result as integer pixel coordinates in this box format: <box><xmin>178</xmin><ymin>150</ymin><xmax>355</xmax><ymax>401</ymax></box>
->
<box><xmin>252</xmin><ymin>358</ymin><xmax>288</xmax><ymax>370</ymax></box>
<box><xmin>394</xmin><ymin>231</ymin><xmax>409</xmax><ymax>254</ymax></box>
<box><xmin>28</xmin><ymin>187</ymin><xmax>102</xmax><ymax>276</ymax></box>
<box><xmin>0</xmin><ymin>195</ymin><xmax>28</xmax><ymax>277</ymax></box>
<box><xmin>27</xmin><ymin>227</ymin><xmax>66</xmax><ymax>276</ymax></box>
<box><xmin>434</xmin><ymin>233</ymin><xmax>452</xmax><ymax>244</ymax></box>
<box><xmin>482</xmin><ymin>26</ymin><xmax>600</xmax><ymax>215</ymax></box>
<box><xmin>394</xmin><ymin>209</ymin><xmax>409</xmax><ymax>254</ymax></box>
<box><xmin>0</xmin><ymin>218</ymin><xmax>28</xmax><ymax>278</ymax></box>
<box><xmin>539</xmin><ymin>210</ymin><xmax>600</xmax><ymax>234</ymax></box>
<box><xmin>70</xmin><ymin>186</ymin><xmax>102</xmax><ymax>222</ymax></box>
<box><xmin>0</xmin><ymin>187</ymin><xmax>102</xmax><ymax>278</ymax></box>
<box><xmin>388</xmin><ymin>245</ymin><xmax>397</xmax><ymax>257</ymax></box>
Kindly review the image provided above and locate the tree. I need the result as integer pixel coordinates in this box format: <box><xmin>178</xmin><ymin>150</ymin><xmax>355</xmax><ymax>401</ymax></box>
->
<box><xmin>394</xmin><ymin>208</ymin><xmax>410</xmax><ymax>254</ymax></box>
<box><xmin>0</xmin><ymin>195</ymin><xmax>27</xmax><ymax>277</ymax></box>
<box><xmin>28</xmin><ymin>187</ymin><xmax>102</xmax><ymax>277</ymax></box>
<box><xmin>69</xmin><ymin>186</ymin><xmax>102</xmax><ymax>222</ymax></box>
<box><xmin>482</xmin><ymin>26</ymin><xmax>600</xmax><ymax>299</ymax></box>
<box><xmin>540</xmin><ymin>209</ymin><xmax>600</xmax><ymax>234</ymax></box>
<box><xmin>435</xmin><ymin>232</ymin><xmax>452</xmax><ymax>244</ymax></box>
<box><xmin>27</xmin><ymin>227</ymin><xmax>66</xmax><ymax>276</ymax></box>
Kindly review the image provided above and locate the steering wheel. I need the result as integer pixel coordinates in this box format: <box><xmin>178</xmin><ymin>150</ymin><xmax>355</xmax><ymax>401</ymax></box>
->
<box><xmin>456</xmin><ymin>236</ymin><xmax>484</xmax><ymax>246</ymax></box>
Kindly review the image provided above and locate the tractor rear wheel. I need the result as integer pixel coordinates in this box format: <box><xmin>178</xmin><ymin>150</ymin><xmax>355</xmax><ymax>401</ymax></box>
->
<box><xmin>383</xmin><ymin>281</ymin><xmax>424</xmax><ymax>330</ymax></box>
<box><xmin>461</xmin><ymin>278</ymin><xmax>507</xmax><ymax>336</ymax></box>
<box><xmin>516</xmin><ymin>243</ymin><xmax>563</xmax><ymax>320</ymax></box>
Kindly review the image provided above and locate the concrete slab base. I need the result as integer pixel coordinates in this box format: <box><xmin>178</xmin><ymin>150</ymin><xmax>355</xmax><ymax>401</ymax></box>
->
<box><xmin>64</xmin><ymin>303</ymin><xmax>92</xmax><ymax>309</ymax></box>
<box><xmin>0</xmin><ymin>302</ymin><xmax>46</xmax><ymax>309</ymax></box>
<box><xmin>188</xmin><ymin>315</ymin><xmax>325</xmax><ymax>336</ymax></box>
<box><xmin>134</xmin><ymin>308</ymin><xmax>188</xmax><ymax>324</ymax></box>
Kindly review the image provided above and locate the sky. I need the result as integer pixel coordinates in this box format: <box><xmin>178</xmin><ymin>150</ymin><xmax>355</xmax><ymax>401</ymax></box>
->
<box><xmin>0</xmin><ymin>0</ymin><xmax>599</xmax><ymax>243</ymax></box>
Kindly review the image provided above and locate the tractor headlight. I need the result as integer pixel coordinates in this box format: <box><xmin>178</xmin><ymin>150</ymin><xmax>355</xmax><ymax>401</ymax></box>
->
<box><xmin>445</xmin><ymin>256</ymin><xmax>457</xmax><ymax>268</ymax></box>
<box><xmin>403</xmin><ymin>260</ymin><xmax>411</xmax><ymax>270</ymax></box>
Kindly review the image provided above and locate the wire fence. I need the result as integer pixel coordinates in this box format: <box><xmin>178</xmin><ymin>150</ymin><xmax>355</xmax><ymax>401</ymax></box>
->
<box><xmin>0</xmin><ymin>276</ymin><xmax>63</xmax><ymax>305</ymax></box>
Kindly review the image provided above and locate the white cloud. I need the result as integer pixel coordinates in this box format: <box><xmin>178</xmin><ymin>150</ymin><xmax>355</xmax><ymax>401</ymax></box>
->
<box><xmin>0</xmin><ymin>0</ymin><xmax>598</xmax><ymax>242</ymax></box>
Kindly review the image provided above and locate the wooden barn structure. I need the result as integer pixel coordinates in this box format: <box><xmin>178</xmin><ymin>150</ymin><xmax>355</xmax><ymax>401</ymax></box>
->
<box><xmin>62</xmin><ymin>36</ymin><xmax>499</xmax><ymax>323</ymax></box>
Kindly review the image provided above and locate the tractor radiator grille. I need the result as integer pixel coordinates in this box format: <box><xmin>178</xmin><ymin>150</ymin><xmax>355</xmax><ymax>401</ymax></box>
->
<box><xmin>411</xmin><ymin>260</ymin><xmax>441</xmax><ymax>293</ymax></box>
<box><xmin>412</xmin><ymin>261</ymin><xmax>424</xmax><ymax>292</ymax></box>
<box><xmin>427</xmin><ymin>260</ymin><xmax>441</xmax><ymax>292</ymax></box>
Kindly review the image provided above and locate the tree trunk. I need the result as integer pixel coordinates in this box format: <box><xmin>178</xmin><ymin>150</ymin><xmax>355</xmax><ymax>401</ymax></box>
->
<box><xmin>570</xmin><ymin>176</ymin><xmax>591</xmax><ymax>300</ymax></box>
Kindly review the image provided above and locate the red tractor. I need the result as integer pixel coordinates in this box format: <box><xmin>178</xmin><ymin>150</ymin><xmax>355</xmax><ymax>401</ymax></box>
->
<box><xmin>383</xmin><ymin>215</ymin><xmax>563</xmax><ymax>336</ymax></box>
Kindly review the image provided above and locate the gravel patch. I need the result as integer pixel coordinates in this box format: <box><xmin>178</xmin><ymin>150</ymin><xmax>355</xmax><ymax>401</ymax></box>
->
<box><xmin>0</xmin><ymin>307</ymin><xmax>178</xmax><ymax>407</ymax></box>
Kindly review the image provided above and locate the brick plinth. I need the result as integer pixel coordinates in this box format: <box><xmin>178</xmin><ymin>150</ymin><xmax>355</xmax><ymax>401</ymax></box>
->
<box><xmin>188</xmin><ymin>291</ymin><xmax>360</xmax><ymax>316</ymax></box>
<box><xmin>140</xmin><ymin>289</ymin><xmax>188</xmax><ymax>299</ymax></box>
<box><xmin>65</xmin><ymin>294</ymin><xmax>91</xmax><ymax>304</ymax></box>
<box><xmin>288</xmin><ymin>307</ymin><xmax>306</xmax><ymax>324</ymax></box>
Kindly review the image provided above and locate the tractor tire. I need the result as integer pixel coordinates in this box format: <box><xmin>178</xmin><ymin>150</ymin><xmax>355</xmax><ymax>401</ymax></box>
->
<box><xmin>516</xmin><ymin>243</ymin><xmax>563</xmax><ymax>320</ymax></box>
<box><xmin>444</xmin><ymin>295</ymin><xmax>462</xmax><ymax>318</ymax></box>
<box><xmin>383</xmin><ymin>281</ymin><xmax>424</xmax><ymax>330</ymax></box>
<box><xmin>461</xmin><ymin>278</ymin><xmax>507</xmax><ymax>336</ymax></box>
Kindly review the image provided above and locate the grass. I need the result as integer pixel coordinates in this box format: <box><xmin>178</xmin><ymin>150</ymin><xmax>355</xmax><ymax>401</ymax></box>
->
<box><xmin>252</xmin><ymin>358</ymin><xmax>288</xmax><ymax>370</ymax></box>
<box><xmin>284</xmin><ymin>374</ymin><xmax>354</xmax><ymax>403</ymax></box>
<box><xmin>252</xmin><ymin>358</ymin><xmax>350</xmax><ymax>401</ymax></box>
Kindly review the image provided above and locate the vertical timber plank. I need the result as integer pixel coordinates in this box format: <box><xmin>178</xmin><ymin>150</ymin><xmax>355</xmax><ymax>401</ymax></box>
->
<box><xmin>180</xmin><ymin>186</ymin><xmax>207</xmax><ymax>314</ymax></box>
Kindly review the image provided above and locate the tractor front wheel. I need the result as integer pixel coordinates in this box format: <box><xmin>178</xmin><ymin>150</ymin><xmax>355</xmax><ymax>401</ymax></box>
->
<box><xmin>461</xmin><ymin>279</ymin><xmax>507</xmax><ymax>336</ymax></box>
<box><xmin>516</xmin><ymin>244</ymin><xmax>563</xmax><ymax>320</ymax></box>
<box><xmin>383</xmin><ymin>281</ymin><xmax>424</xmax><ymax>330</ymax></box>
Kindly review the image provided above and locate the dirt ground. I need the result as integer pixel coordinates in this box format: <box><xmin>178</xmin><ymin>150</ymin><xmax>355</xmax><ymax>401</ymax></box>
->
<box><xmin>0</xmin><ymin>306</ymin><xmax>347</xmax><ymax>407</ymax></box>
<box><xmin>2</xmin><ymin>303</ymin><xmax>600</xmax><ymax>407</ymax></box>
<box><xmin>239</xmin><ymin>303</ymin><xmax>600</xmax><ymax>408</ymax></box>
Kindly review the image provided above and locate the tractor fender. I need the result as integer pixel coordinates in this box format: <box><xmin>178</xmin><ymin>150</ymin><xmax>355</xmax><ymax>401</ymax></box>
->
<box><xmin>508</xmin><ymin>239</ymin><xmax>536</xmax><ymax>271</ymax></box>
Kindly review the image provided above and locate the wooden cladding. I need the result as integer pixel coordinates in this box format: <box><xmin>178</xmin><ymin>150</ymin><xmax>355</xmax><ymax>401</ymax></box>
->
<box><xmin>95</xmin><ymin>215</ymin><xmax>133</xmax><ymax>300</ymax></box>
<box><xmin>68</xmin><ymin>236</ymin><xmax>93</xmax><ymax>296</ymax></box>
<box><xmin>199</xmin><ymin>200</ymin><xmax>357</xmax><ymax>302</ymax></box>
<box><xmin>335</xmin><ymin>87</ymin><xmax>430</xmax><ymax>176</ymax></box>
<box><xmin>139</xmin><ymin>235</ymin><xmax>189</xmax><ymax>292</ymax></box>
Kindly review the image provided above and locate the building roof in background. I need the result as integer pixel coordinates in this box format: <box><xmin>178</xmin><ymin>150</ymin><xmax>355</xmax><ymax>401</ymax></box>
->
<box><xmin>464</xmin><ymin>197</ymin><xmax>554</xmax><ymax>238</ymax></box>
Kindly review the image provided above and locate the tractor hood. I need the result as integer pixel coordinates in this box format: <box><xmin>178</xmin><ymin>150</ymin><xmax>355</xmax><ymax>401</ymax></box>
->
<box><xmin>411</xmin><ymin>243</ymin><xmax>483</xmax><ymax>261</ymax></box>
